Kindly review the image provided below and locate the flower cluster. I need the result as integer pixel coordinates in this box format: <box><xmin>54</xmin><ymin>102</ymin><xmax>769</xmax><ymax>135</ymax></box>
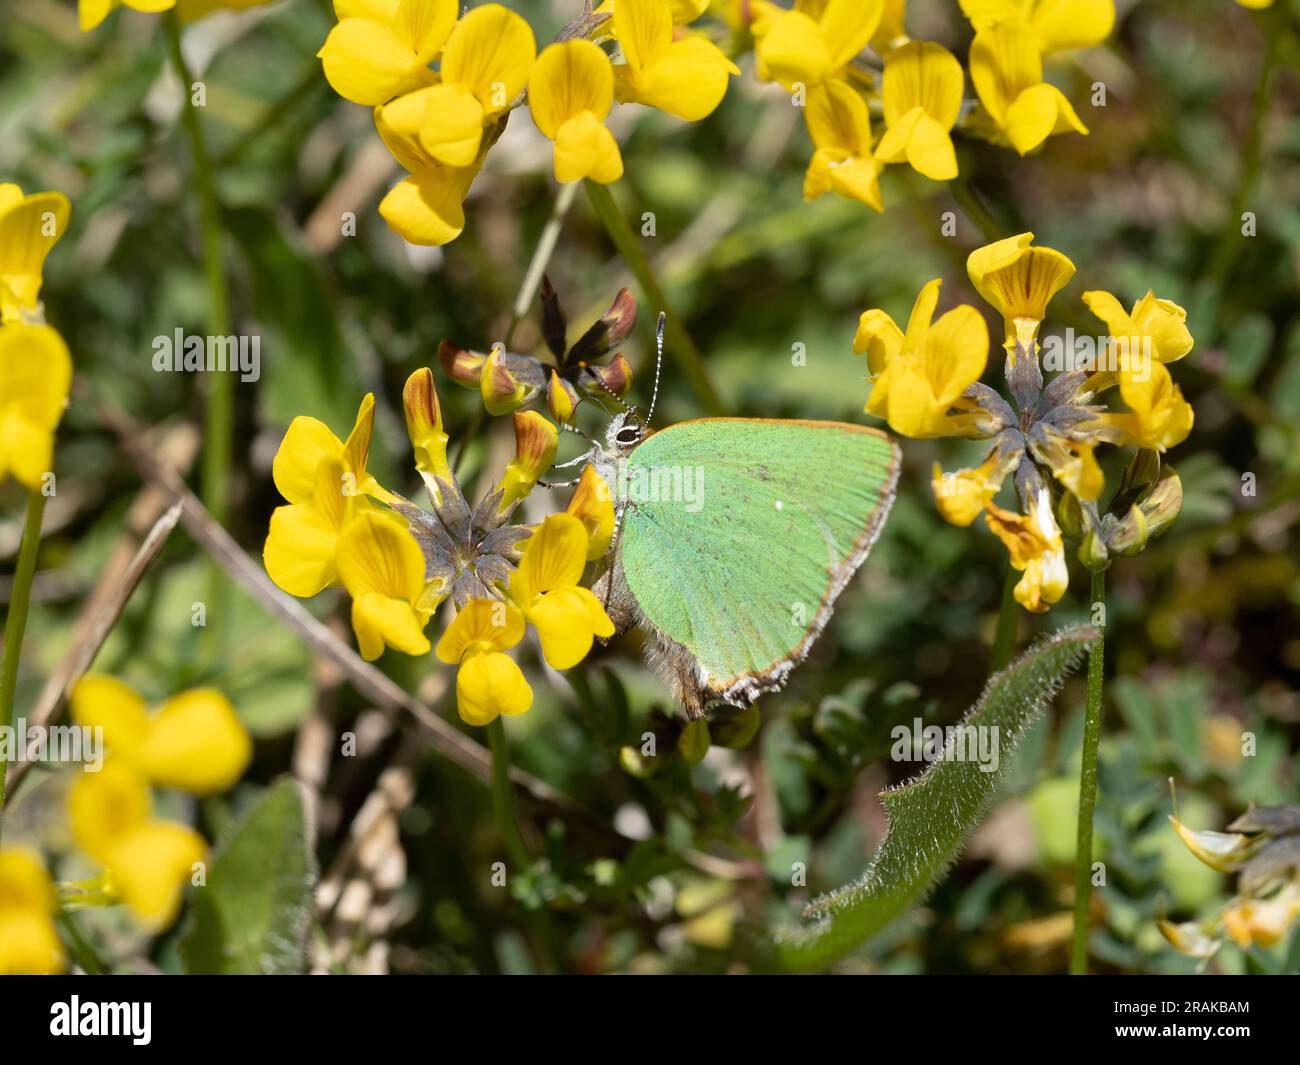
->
<box><xmin>440</xmin><ymin>278</ymin><xmax>637</xmax><ymax>420</ymax></box>
<box><xmin>1162</xmin><ymin>804</ymin><xmax>1300</xmax><ymax>959</ymax></box>
<box><xmin>1</xmin><ymin>183</ymin><xmax>73</xmax><ymax>490</ymax></box>
<box><xmin>264</xmin><ymin>367</ymin><xmax>617</xmax><ymax>726</ymax></box>
<box><xmin>317</xmin><ymin>0</ymin><xmax>738</xmax><ymax>245</ymax></box>
<box><xmin>856</xmin><ymin>233</ymin><xmax>1193</xmax><ymax>612</ymax></box>
<box><xmin>745</xmin><ymin>0</ymin><xmax>1110</xmax><ymax>212</ymax></box>
<box><xmin>77</xmin><ymin>0</ymin><xmax>272</xmax><ymax>32</ymax></box>
<box><xmin>65</xmin><ymin>676</ymin><xmax>252</xmax><ymax>929</ymax></box>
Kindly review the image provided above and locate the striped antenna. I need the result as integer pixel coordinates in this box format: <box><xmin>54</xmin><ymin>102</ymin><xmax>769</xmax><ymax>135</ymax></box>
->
<box><xmin>646</xmin><ymin>312</ymin><xmax>665</xmax><ymax>427</ymax></box>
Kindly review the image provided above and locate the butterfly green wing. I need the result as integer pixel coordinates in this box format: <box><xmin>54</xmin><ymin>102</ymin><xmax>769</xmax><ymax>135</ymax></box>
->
<box><xmin>619</xmin><ymin>418</ymin><xmax>899</xmax><ymax>705</ymax></box>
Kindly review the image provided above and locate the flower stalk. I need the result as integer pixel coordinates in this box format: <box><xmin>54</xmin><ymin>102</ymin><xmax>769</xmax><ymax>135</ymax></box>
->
<box><xmin>1070</xmin><ymin>566</ymin><xmax>1106</xmax><ymax>974</ymax></box>
<box><xmin>164</xmin><ymin>12</ymin><xmax>233</xmax><ymax>628</ymax></box>
<box><xmin>486</xmin><ymin>718</ymin><xmax>530</xmax><ymax>873</ymax></box>
<box><xmin>0</xmin><ymin>489</ymin><xmax>48</xmax><ymax>823</ymax></box>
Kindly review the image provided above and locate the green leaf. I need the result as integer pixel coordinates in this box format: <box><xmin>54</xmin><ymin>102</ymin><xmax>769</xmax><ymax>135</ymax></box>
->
<box><xmin>180</xmin><ymin>777</ymin><xmax>317</xmax><ymax>974</ymax></box>
<box><xmin>770</xmin><ymin>625</ymin><xmax>1098</xmax><ymax>972</ymax></box>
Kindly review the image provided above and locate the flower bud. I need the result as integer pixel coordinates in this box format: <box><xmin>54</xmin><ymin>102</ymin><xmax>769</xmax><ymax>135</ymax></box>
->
<box><xmin>1078</xmin><ymin>526</ymin><xmax>1110</xmax><ymax>571</ymax></box>
<box><xmin>1106</xmin><ymin>503</ymin><xmax>1149</xmax><ymax>557</ymax></box>
<box><xmin>547</xmin><ymin>369</ymin><xmax>579</xmax><ymax>425</ymax></box>
<box><xmin>480</xmin><ymin>344</ymin><xmax>544</xmax><ymax>415</ymax></box>
<box><xmin>539</xmin><ymin>274</ymin><xmax>568</xmax><ymax>358</ymax></box>
<box><xmin>402</xmin><ymin>368</ymin><xmax>451</xmax><ymax>503</ymax></box>
<box><xmin>497</xmin><ymin>410</ymin><xmax>558</xmax><ymax>512</ymax></box>
<box><xmin>437</xmin><ymin>339</ymin><xmax>487</xmax><ymax>388</ymax></box>
<box><xmin>580</xmin><ymin>351</ymin><xmax>633</xmax><ymax>399</ymax></box>
<box><xmin>568</xmin><ymin>287</ymin><xmax>637</xmax><ymax>363</ymax></box>
<box><xmin>1140</xmin><ymin>466</ymin><xmax>1182</xmax><ymax>540</ymax></box>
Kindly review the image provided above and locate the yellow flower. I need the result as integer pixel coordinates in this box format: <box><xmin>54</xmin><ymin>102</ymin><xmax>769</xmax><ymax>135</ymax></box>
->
<box><xmin>967</xmin><ymin>232</ymin><xmax>1075</xmax><ymax>353</ymax></box>
<box><xmin>0</xmin><ymin>847</ymin><xmax>64</xmax><ymax>975</ymax></box>
<box><xmin>874</xmin><ymin>41</ymin><xmax>964</xmax><ymax>181</ymax></box>
<box><xmin>265</xmin><ymin>393</ymin><xmax>392</xmax><ymax>597</ymax></box>
<box><xmin>0</xmin><ymin>323</ymin><xmax>72</xmax><ymax>491</ymax></box>
<box><xmin>612</xmin><ymin>0</ymin><xmax>740</xmax><ymax>121</ymax></box>
<box><xmin>78</xmin><ymin>0</ymin><xmax>175</xmax><ymax>33</ymax></box>
<box><xmin>529</xmin><ymin>40</ymin><xmax>624</xmax><ymax>185</ymax></box>
<box><xmin>380</xmin><ymin>4</ymin><xmax>536</xmax><ymax>167</ymax></box>
<box><xmin>565</xmin><ymin>464</ymin><xmax>617</xmax><ymax>561</ymax></box>
<box><xmin>853</xmin><ymin>308</ymin><xmax>905</xmax><ymax>375</ymax></box>
<box><xmin>969</xmin><ymin>21</ymin><xmax>1087</xmax><ymax>155</ymax></box>
<box><xmin>70</xmin><ymin>674</ymin><xmax>252</xmax><ymax>794</ymax></box>
<box><xmin>756</xmin><ymin>0</ymin><xmax>885</xmax><ymax>92</ymax></box>
<box><xmin>317</xmin><ymin>0</ymin><xmax>453</xmax><ymax>107</ymax></box>
<box><xmin>863</xmin><ymin>279</ymin><xmax>989</xmax><ymax>439</ymax></box>
<box><xmin>985</xmin><ymin>487</ymin><xmax>1068</xmax><ymax>612</ymax></box>
<box><xmin>337</xmin><ymin>511</ymin><xmax>440</xmax><ymax>661</ymax></box>
<box><xmin>958</xmin><ymin>0</ymin><xmax>1115</xmax><ymax>55</ymax></box>
<box><xmin>802</xmin><ymin>79</ymin><xmax>884</xmax><ymax>211</ymax></box>
<box><xmin>402</xmin><ymin>366</ymin><xmax>451</xmax><ymax>502</ymax></box>
<box><xmin>435</xmin><ymin>598</ymin><xmax>532</xmax><ymax>726</ymax></box>
<box><xmin>66</xmin><ymin>762</ymin><xmax>206</xmax><ymax>929</ymax></box>
<box><xmin>1102</xmin><ymin>361</ymin><xmax>1194</xmax><ymax>452</ymax></box>
<box><xmin>0</xmin><ymin>185</ymin><xmax>70</xmax><ymax>323</ymax></box>
<box><xmin>498</xmin><ymin>411</ymin><xmax>558</xmax><ymax>513</ymax></box>
<box><xmin>509</xmin><ymin>513</ymin><xmax>615</xmax><ymax>669</ymax></box>
<box><xmin>931</xmin><ymin>453</ymin><xmax>1016</xmax><ymax>526</ymax></box>
<box><xmin>1082</xmin><ymin>289</ymin><xmax>1193</xmax><ymax>385</ymax></box>
<box><xmin>374</xmin><ymin>100</ymin><xmax>481</xmax><ymax>246</ymax></box>
<box><xmin>1222</xmin><ymin>887</ymin><xmax>1300</xmax><ymax>949</ymax></box>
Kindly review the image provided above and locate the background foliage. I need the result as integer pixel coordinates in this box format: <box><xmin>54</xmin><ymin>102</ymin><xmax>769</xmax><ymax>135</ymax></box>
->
<box><xmin>2</xmin><ymin>0</ymin><xmax>1298</xmax><ymax>973</ymax></box>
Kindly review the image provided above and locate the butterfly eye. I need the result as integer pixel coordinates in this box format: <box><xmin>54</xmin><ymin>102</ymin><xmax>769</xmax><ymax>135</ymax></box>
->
<box><xmin>616</xmin><ymin>426</ymin><xmax>641</xmax><ymax>446</ymax></box>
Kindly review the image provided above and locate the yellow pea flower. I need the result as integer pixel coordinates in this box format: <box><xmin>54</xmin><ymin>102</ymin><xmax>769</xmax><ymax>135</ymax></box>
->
<box><xmin>498</xmin><ymin>411</ymin><xmax>558</xmax><ymax>513</ymax></box>
<box><xmin>1222</xmin><ymin>889</ymin><xmax>1300</xmax><ymax>949</ymax></box>
<box><xmin>875</xmin><ymin>41</ymin><xmax>964</xmax><ymax>181</ymax></box>
<box><xmin>931</xmin><ymin>454</ymin><xmax>1014</xmax><ymax>527</ymax></box>
<box><xmin>66</xmin><ymin>762</ymin><xmax>205</xmax><ymax>929</ymax></box>
<box><xmin>271</xmin><ymin>392</ymin><xmax>392</xmax><ymax>507</ymax></box>
<box><xmin>509</xmin><ymin>513</ymin><xmax>616</xmax><ymax>670</ymax></box>
<box><xmin>969</xmin><ymin>22</ymin><xmax>1087</xmax><ymax>155</ymax></box>
<box><xmin>596</xmin><ymin>0</ymin><xmax>711</xmax><ymax>24</ymax></box>
<box><xmin>958</xmin><ymin>0</ymin><xmax>1115</xmax><ymax>55</ymax></box>
<box><xmin>374</xmin><ymin>101</ymin><xmax>481</xmax><ymax>246</ymax></box>
<box><xmin>0</xmin><ymin>847</ymin><xmax>64</xmax><ymax>975</ymax></box>
<box><xmin>565</xmin><ymin>464</ymin><xmax>617</xmax><ymax>561</ymax></box>
<box><xmin>1102</xmin><ymin>361</ymin><xmax>1194</xmax><ymax>452</ymax></box>
<box><xmin>0</xmin><ymin>323</ymin><xmax>72</xmax><ymax>491</ymax></box>
<box><xmin>317</xmin><ymin>0</ymin><xmax>453</xmax><ymax>107</ymax></box>
<box><xmin>612</xmin><ymin>0</ymin><xmax>740</xmax><ymax>121</ymax></box>
<box><xmin>0</xmin><ymin>185</ymin><xmax>71</xmax><ymax>323</ymax></box>
<box><xmin>756</xmin><ymin>0</ymin><xmax>885</xmax><ymax>92</ymax></box>
<box><xmin>70</xmin><ymin>674</ymin><xmax>252</xmax><ymax>795</ymax></box>
<box><xmin>1082</xmin><ymin>289</ymin><xmax>1193</xmax><ymax>386</ymax></box>
<box><xmin>985</xmin><ymin>487</ymin><xmax>1067</xmax><ymax>612</ymax></box>
<box><xmin>337</xmin><ymin>511</ymin><xmax>439</xmax><ymax>660</ymax></box>
<box><xmin>380</xmin><ymin>4</ymin><xmax>535</xmax><ymax>168</ymax></box>
<box><xmin>853</xmin><ymin>308</ymin><xmax>905</xmax><ymax>375</ymax></box>
<box><xmin>529</xmin><ymin>40</ymin><xmax>624</xmax><ymax>185</ymax></box>
<box><xmin>802</xmin><ymin>79</ymin><xmax>884</xmax><ymax>212</ymax></box>
<box><xmin>78</xmin><ymin>0</ymin><xmax>175</xmax><ymax>33</ymax></box>
<box><xmin>967</xmin><ymin>232</ymin><xmax>1075</xmax><ymax>354</ymax></box>
<box><xmin>265</xmin><ymin>454</ymin><xmax>359</xmax><ymax>597</ymax></box>
<box><xmin>863</xmin><ymin>279</ymin><xmax>990</xmax><ymax>439</ymax></box>
<box><xmin>435</xmin><ymin>598</ymin><xmax>532</xmax><ymax>726</ymax></box>
<box><xmin>402</xmin><ymin>366</ymin><xmax>451</xmax><ymax>503</ymax></box>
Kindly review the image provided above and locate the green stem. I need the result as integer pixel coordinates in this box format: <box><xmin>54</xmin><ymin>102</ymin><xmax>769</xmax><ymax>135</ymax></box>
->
<box><xmin>486</xmin><ymin>717</ymin><xmax>530</xmax><ymax>871</ymax></box>
<box><xmin>1070</xmin><ymin>566</ymin><xmax>1106</xmax><ymax>975</ymax></box>
<box><xmin>989</xmin><ymin>563</ymin><xmax>1019</xmax><ymax>673</ymax></box>
<box><xmin>165</xmin><ymin>13</ymin><xmax>232</xmax><ymax>633</ymax></box>
<box><xmin>949</xmin><ymin>175</ymin><xmax>1005</xmax><ymax>244</ymax></box>
<box><xmin>584</xmin><ymin>180</ymin><xmax>722</xmax><ymax>415</ymax></box>
<box><xmin>0</xmin><ymin>489</ymin><xmax>48</xmax><ymax>823</ymax></box>
<box><xmin>57</xmin><ymin>911</ymin><xmax>107</xmax><ymax>976</ymax></box>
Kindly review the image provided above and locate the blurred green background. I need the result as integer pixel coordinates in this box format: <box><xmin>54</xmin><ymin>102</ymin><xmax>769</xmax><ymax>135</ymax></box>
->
<box><xmin>2</xmin><ymin>0</ymin><xmax>1298</xmax><ymax>973</ymax></box>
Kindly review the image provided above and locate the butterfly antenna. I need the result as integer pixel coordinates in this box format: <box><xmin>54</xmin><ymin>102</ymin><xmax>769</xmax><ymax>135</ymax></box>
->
<box><xmin>582</xmin><ymin>365</ymin><xmax>635</xmax><ymax>416</ymax></box>
<box><xmin>645</xmin><ymin>311</ymin><xmax>666</xmax><ymax>427</ymax></box>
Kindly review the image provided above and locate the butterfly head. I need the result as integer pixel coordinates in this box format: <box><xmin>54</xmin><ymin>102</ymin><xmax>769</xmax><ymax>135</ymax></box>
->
<box><xmin>605</xmin><ymin>411</ymin><xmax>646</xmax><ymax>455</ymax></box>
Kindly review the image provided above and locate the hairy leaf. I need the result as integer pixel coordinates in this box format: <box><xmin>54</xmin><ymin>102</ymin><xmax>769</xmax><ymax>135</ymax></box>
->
<box><xmin>771</xmin><ymin>625</ymin><xmax>1098</xmax><ymax>972</ymax></box>
<box><xmin>180</xmin><ymin>777</ymin><xmax>317</xmax><ymax>975</ymax></box>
